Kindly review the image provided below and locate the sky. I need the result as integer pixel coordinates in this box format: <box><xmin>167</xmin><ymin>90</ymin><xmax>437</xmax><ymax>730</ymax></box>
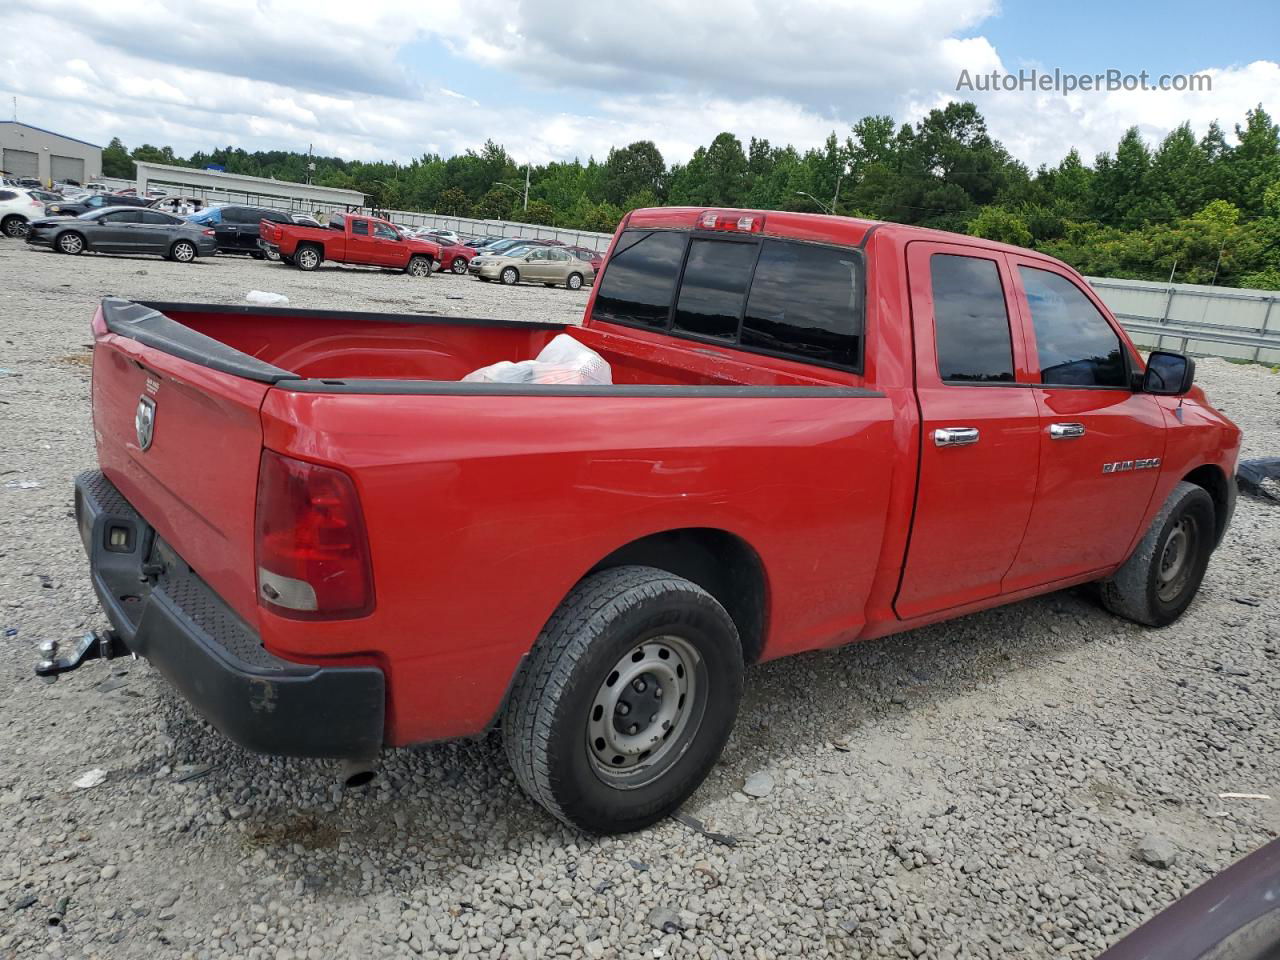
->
<box><xmin>1</xmin><ymin>0</ymin><xmax>1277</xmax><ymax>172</ymax></box>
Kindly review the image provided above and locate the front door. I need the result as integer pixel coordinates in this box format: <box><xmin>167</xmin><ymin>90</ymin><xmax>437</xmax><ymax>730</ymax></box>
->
<box><xmin>346</xmin><ymin>218</ymin><xmax>376</xmax><ymax>264</ymax></box>
<box><xmin>92</xmin><ymin>209</ymin><xmax>144</xmax><ymax>250</ymax></box>
<box><xmin>1001</xmin><ymin>258</ymin><xmax>1166</xmax><ymax>590</ymax></box>
<box><xmin>371</xmin><ymin>221</ymin><xmax>403</xmax><ymax>266</ymax></box>
<box><xmin>894</xmin><ymin>242</ymin><xmax>1042</xmax><ymax>619</ymax></box>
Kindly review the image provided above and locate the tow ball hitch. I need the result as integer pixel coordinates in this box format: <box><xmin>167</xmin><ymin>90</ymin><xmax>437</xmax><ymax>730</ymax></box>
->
<box><xmin>34</xmin><ymin>631</ymin><xmax>131</xmax><ymax>681</ymax></box>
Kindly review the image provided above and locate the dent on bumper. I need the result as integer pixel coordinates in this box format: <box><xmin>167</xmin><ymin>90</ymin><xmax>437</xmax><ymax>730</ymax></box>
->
<box><xmin>75</xmin><ymin>470</ymin><xmax>384</xmax><ymax>758</ymax></box>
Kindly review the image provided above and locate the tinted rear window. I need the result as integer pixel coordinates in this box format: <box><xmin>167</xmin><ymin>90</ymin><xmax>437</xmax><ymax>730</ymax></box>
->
<box><xmin>741</xmin><ymin>240</ymin><xmax>861</xmax><ymax>369</ymax></box>
<box><xmin>673</xmin><ymin>238</ymin><xmax>757</xmax><ymax>340</ymax></box>
<box><xmin>931</xmin><ymin>254</ymin><xmax>1015</xmax><ymax>382</ymax></box>
<box><xmin>0</xmin><ymin>190</ymin><xmax>16</xmax><ymax>201</ymax></box>
<box><xmin>352</xmin><ymin>220</ymin><xmax>370</xmax><ymax>236</ymax></box>
<box><xmin>593</xmin><ymin>230</ymin><xmax>687</xmax><ymax>329</ymax></box>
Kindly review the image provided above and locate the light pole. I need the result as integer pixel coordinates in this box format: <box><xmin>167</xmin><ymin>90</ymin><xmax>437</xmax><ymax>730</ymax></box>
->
<box><xmin>795</xmin><ymin>191</ymin><xmax>833</xmax><ymax>214</ymax></box>
<box><xmin>494</xmin><ymin>164</ymin><xmax>530</xmax><ymax>211</ymax></box>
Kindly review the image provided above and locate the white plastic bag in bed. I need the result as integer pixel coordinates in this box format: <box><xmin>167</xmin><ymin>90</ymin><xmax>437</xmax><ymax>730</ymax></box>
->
<box><xmin>461</xmin><ymin>333</ymin><xmax>612</xmax><ymax>385</ymax></box>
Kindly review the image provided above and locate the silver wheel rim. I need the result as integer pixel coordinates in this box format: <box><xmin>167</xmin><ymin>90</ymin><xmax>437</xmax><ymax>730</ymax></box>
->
<box><xmin>409</xmin><ymin>258</ymin><xmax>429</xmax><ymax>276</ymax></box>
<box><xmin>265</xmin><ymin>247</ymin><xmax>280</xmax><ymax>261</ymax></box>
<box><xmin>502</xmin><ymin>268</ymin><xmax>517</xmax><ymax>284</ymax></box>
<box><xmin>452</xmin><ymin>258</ymin><xmax>466</xmax><ymax>273</ymax></box>
<box><xmin>586</xmin><ymin>635</ymin><xmax>706</xmax><ymax>789</ymax></box>
<box><xmin>174</xmin><ymin>243</ymin><xmax>194</xmax><ymax>262</ymax></box>
<box><xmin>569</xmin><ymin>274</ymin><xmax>582</xmax><ymax>289</ymax></box>
<box><xmin>59</xmin><ymin>233</ymin><xmax>82</xmax><ymax>253</ymax></box>
<box><xmin>6</xmin><ymin>219</ymin><xmax>28</xmax><ymax>238</ymax></box>
<box><xmin>299</xmin><ymin>249</ymin><xmax>318</xmax><ymax>269</ymax></box>
<box><xmin>1156</xmin><ymin>515</ymin><xmax>1198</xmax><ymax>602</ymax></box>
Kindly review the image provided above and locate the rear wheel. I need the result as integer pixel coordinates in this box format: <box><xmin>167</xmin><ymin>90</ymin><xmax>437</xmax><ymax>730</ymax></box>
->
<box><xmin>406</xmin><ymin>255</ymin><xmax>432</xmax><ymax>277</ymax></box>
<box><xmin>295</xmin><ymin>245</ymin><xmax>321</xmax><ymax>271</ymax></box>
<box><xmin>56</xmin><ymin>231</ymin><xmax>85</xmax><ymax>255</ymax></box>
<box><xmin>1100</xmin><ymin>481</ymin><xmax>1215</xmax><ymax>627</ymax></box>
<box><xmin>503</xmin><ymin>565</ymin><xmax>744</xmax><ymax>834</ymax></box>
<box><xmin>169</xmin><ymin>240</ymin><xmax>196</xmax><ymax>263</ymax></box>
<box><xmin>1</xmin><ymin>215</ymin><xmax>28</xmax><ymax>239</ymax></box>
<box><xmin>264</xmin><ymin>246</ymin><xmax>281</xmax><ymax>262</ymax></box>
<box><xmin>567</xmin><ymin>272</ymin><xmax>584</xmax><ymax>291</ymax></box>
<box><xmin>501</xmin><ymin>267</ymin><xmax>519</xmax><ymax>285</ymax></box>
<box><xmin>451</xmin><ymin>257</ymin><xmax>467</xmax><ymax>274</ymax></box>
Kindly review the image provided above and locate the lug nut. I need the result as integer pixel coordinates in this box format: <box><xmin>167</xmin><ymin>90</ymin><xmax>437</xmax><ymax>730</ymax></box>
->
<box><xmin>628</xmin><ymin>724</ymin><xmax>639</xmax><ymax>735</ymax></box>
<box><xmin>616</xmin><ymin>701</ymin><xmax>630</xmax><ymax>716</ymax></box>
<box><xmin>632</xmin><ymin>679</ymin><xmax>647</xmax><ymax>693</ymax></box>
<box><xmin>654</xmin><ymin>686</ymin><xmax>663</xmax><ymax>698</ymax></box>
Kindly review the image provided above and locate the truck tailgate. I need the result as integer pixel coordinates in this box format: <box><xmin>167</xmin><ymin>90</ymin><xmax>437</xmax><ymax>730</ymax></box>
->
<box><xmin>91</xmin><ymin>300</ymin><xmax>292</xmax><ymax>623</ymax></box>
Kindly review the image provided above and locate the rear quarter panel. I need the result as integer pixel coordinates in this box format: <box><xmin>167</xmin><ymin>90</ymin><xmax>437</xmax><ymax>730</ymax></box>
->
<box><xmin>258</xmin><ymin>389</ymin><xmax>897</xmax><ymax>745</ymax></box>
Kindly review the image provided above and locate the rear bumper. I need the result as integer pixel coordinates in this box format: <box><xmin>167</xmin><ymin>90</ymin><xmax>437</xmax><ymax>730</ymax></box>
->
<box><xmin>74</xmin><ymin>470</ymin><xmax>384</xmax><ymax>759</ymax></box>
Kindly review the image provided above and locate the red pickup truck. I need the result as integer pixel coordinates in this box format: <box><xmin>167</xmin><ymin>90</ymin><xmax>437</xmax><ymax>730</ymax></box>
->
<box><xmin>259</xmin><ymin>212</ymin><xmax>442</xmax><ymax>275</ymax></box>
<box><xmin>58</xmin><ymin>207</ymin><xmax>1239</xmax><ymax>834</ymax></box>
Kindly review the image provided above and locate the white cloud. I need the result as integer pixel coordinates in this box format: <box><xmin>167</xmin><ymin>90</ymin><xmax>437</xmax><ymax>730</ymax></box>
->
<box><xmin>0</xmin><ymin>0</ymin><xmax>1275</xmax><ymax>177</ymax></box>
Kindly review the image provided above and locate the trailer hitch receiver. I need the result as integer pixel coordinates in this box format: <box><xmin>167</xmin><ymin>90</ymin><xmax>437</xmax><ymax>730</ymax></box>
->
<box><xmin>35</xmin><ymin>631</ymin><xmax>131</xmax><ymax>681</ymax></box>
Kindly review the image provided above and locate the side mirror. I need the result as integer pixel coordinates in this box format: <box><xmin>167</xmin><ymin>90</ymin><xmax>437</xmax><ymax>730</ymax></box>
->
<box><xmin>1143</xmin><ymin>350</ymin><xmax>1195</xmax><ymax>396</ymax></box>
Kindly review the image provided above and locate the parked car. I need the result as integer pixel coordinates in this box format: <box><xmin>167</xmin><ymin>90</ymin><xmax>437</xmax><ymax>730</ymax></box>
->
<box><xmin>476</xmin><ymin>236</ymin><xmax>557</xmax><ymax>257</ymax></box>
<box><xmin>26</xmin><ymin>206</ymin><xmax>218</xmax><ymax>261</ymax></box>
<box><xmin>45</xmin><ymin>193</ymin><xmax>151</xmax><ymax>217</ymax></box>
<box><xmin>150</xmin><ymin>196</ymin><xmax>209</xmax><ymax>217</ymax></box>
<box><xmin>290</xmin><ymin>214</ymin><xmax>322</xmax><ymax>228</ymax></box>
<box><xmin>27</xmin><ymin>189</ymin><xmax>63</xmax><ymax>205</ymax></box>
<box><xmin>17</xmin><ymin>177</ymin><xmax>41</xmax><ymax>189</ymax></box>
<box><xmin>565</xmin><ymin>244</ymin><xmax>605</xmax><ymax>272</ymax></box>
<box><xmin>57</xmin><ymin>206</ymin><xmax>1239</xmax><ymax>835</ymax></box>
<box><xmin>203</xmin><ymin>205</ymin><xmax>296</xmax><ymax>259</ymax></box>
<box><xmin>259</xmin><ymin>212</ymin><xmax>443</xmax><ymax>274</ymax></box>
<box><xmin>421</xmin><ymin>229</ymin><xmax>461</xmax><ymax>245</ymax></box>
<box><xmin>436</xmin><ymin>240</ymin><xmax>478</xmax><ymax>274</ymax></box>
<box><xmin>469</xmin><ymin>244</ymin><xmax>595</xmax><ymax>289</ymax></box>
<box><xmin>0</xmin><ymin>187</ymin><xmax>46</xmax><ymax>237</ymax></box>
<box><xmin>466</xmin><ymin>235</ymin><xmax>506</xmax><ymax>248</ymax></box>
<box><xmin>85</xmin><ymin>182</ymin><xmax>110</xmax><ymax>193</ymax></box>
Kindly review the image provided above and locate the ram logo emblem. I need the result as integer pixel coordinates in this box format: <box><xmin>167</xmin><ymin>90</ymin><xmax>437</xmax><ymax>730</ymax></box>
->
<box><xmin>1102</xmin><ymin>458</ymin><xmax>1159</xmax><ymax>474</ymax></box>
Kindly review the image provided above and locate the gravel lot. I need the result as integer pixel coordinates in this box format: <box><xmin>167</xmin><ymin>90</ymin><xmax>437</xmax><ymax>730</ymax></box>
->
<box><xmin>1</xmin><ymin>239</ymin><xmax>1277</xmax><ymax>960</ymax></box>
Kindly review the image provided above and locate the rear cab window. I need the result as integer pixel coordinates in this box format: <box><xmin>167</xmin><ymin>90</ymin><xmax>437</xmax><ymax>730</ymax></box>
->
<box><xmin>593</xmin><ymin>228</ymin><xmax>863</xmax><ymax>371</ymax></box>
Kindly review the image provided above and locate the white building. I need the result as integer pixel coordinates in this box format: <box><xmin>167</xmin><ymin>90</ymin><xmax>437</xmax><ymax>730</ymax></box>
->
<box><xmin>0</xmin><ymin>122</ymin><xmax>102</xmax><ymax>184</ymax></box>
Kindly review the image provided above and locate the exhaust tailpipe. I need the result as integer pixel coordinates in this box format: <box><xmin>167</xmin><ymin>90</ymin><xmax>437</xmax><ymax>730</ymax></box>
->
<box><xmin>339</xmin><ymin>757</ymin><xmax>378</xmax><ymax>789</ymax></box>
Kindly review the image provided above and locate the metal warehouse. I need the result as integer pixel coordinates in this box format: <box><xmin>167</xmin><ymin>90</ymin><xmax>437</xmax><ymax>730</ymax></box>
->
<box><xmin>0</xmin><ymin>121</ymin><xmax>102</xmax><ymax>184</ymax></box>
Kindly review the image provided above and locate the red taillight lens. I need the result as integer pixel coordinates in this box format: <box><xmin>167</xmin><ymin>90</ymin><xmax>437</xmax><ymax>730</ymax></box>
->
<box><xmin>203</xmin><ymin>228</ymin><xmax>215</xmax><ymax>236</ymax></box>
<box><xmin>255</xmin><ymin>451</ymin><xmax>374</xmax><ymax>619</ymax></box>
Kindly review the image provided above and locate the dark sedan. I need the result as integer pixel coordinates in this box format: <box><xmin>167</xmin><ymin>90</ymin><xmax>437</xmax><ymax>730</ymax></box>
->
<box><xmin>44</xmin><ymin>192</ymin><xmax>151</xmax><ymax>217</ymax></box>
<box><xmin>26</xmin><ymin>207</ymin><xmax>218</xmax><ymax>262</ymax></box>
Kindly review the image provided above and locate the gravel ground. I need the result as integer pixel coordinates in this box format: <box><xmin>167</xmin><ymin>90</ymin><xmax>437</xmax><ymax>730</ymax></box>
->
<box><xmin>1</xmin><ymin>239</ymin><xmax>1277</xmax><ymax>960</ymax></box>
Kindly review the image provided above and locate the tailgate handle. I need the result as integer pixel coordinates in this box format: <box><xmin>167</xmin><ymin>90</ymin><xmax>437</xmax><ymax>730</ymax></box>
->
<box><xmin>933</xmin><ymin>427</ymin><xmax>980</xmax><ymax>447</ymax></box>
<box><xmin>1049</xmin><ymin>422</ymin><xmax>1086</xmax><ymax>439</ymax></box>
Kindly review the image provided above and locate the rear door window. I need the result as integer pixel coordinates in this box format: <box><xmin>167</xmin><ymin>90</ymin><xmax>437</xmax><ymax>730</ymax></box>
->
<box><xmin>593</xmin><ymin>230</ymin><xmax>687</xmax><ymax>328</ymax></box>
<box><xmin>673</xmin><ymin>238</ymin><xmax>757</xmax><ymax>340</ymax></box>
<box><xmin>741</xmin><ymin>240</ymin><xmax>862</xmax><ymax>369</ymax></box>
<box><xmin>930</xmin><ymin>254</ymin><xmax>1015</xmax><ymax>383</ymax></box>
<box><xmin>1019</xmin><ymin>266</ymin><xmax>1127</xmax><ymax>387</ymax></box>
<box><xmin>351</xmin><ymin>219</ymin><xmax>370</xmax><ymax>236</ymax></box>
<box><xmin>141</xmin><ymin>211</ymin><xmax>178</xmax><ymax>225</ymax></box>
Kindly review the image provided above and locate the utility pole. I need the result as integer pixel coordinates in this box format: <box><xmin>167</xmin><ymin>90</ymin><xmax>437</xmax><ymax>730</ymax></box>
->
<box><xmin>306</xmin><ymin>144</ymin><xmax>314</xmax><ymax>185</ymax></box>
<box><xmin>523</xmin><ymin>164</ymin><xmax>530</xmax><ymax>212</ymax></box>
<box><xmin>831</xmin><ymin>172</ymin><xmax>842</xmax><ymax>214</ymax></box>
<box><xmin>11</xmin><ymin>97</ymin><xmax>16</xmax><ymax>122</ymax></box>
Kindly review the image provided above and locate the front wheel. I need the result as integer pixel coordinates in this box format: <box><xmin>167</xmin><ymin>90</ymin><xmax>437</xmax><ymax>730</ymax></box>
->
<box><xmin>503</xmin><ymin>565</ymin><xmax>744</xmax><ymax>834</ymax></box>
<box><xmin>500</xmin><ymin>267</ymin><xmax>519</xmax><ymax>285</ymax></box>
<box><xmin>406</xmin><ymin>255</ymin><xmax>432</xmax><ymax>277</ymax></box>
<box><xmin>2</xmin><ymin>215</ymin><xmax>28</xmax><ymax>239</ymax></box>
<box><xmin>451</xmin><ymin>257</ymin><xmax>467</xmax><ymax>274</ymax></box>
<box><xmin>57</xmin><ymin>231</ymin><xmax>85</xmax><ymax>255</ymax></box>
<box><xmin>1100</xmin><ymin>481</ymin><xmax>1215</xmax><ymax>627</ymax></box>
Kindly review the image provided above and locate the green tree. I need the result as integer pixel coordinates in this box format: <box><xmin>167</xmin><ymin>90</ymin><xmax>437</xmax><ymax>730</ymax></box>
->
<box><xmin>968</xmin><ymin>205</ymin><xmax>1032</xmax><ymax>246</ymax></box>
<box><xmin>101</xmin><ymin>137</ymin><xmax>134</xmax><ymax>178</ymax></box>
<box><xmin>602</xmin><ymin>141</ymin><xmax>666</xmax><ymax>205</ymax></box>
<box><xmin>1224</xmin><ymin>105</ymin><xmax>1280</xmax><ymax>216</ymax></box>
<box><xmin>436</xmin><ymin>187</ymin><xmax>470</xmax><ymax>216</ymax></box>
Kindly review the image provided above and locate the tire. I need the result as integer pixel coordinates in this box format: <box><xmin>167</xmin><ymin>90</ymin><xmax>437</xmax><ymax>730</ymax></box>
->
<box><xmin>500</xmin><ymin>267</ymin><xmax>519</xmax><ymax>285</ymax></box>
<box><xmin>56</xmin><ymin>231</ymin><xmax>85</xmax><ymax>255</ymax></box>
<box><xmin>451</xmin><ymin>257</ymin><xmax>467</xmax><ymax>274</ymax></box>
<box><xmin>1</xmin><ymin>215</ymin><xmax>28</xmax><ymax>239</ymax></box>
<box><xmin>406</xmin><ymin>255</ymin><xmax>432</xmax><ymax>277</ymax></box>
<box><xmin>503</xmin><ymin>565</ymin><xmax>744</xmax><ymax>834</ymax></box>
<box><xmin>170</xmin><ymin>240</ymin><xmax>197</xmax><ymax>263</ymax></box>
<box><xmin>566</xmin><ymin>272</ymin><xmax>584</xmax><ymax>291</ymax></box>
<box><xmin>295</xmin><ymin>245</ymin><xmax>321</xmax><ymax>271</ymax></box>
<box><xmin>264</xmin><ymin>246</ymin><xmax>281</xmax><ymax>262</ymax></box>
<box><xmin>1100</xmin><ymin>481</ymin><xmax>1215</xmax><ymax>627</ymax></box>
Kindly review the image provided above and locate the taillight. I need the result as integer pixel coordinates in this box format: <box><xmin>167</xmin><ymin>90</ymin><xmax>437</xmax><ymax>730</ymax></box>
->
<box><xmin>697</xmin><ymin>210</ymin><xmax>764</xmax><ymax>233</ymax></box>
<box><xmin>202</xmin><ymin>228</ymin><xmax>215</xmax><ymax>236</ymax></box>
<box><xmin>255</xmin><ymin>451</ymin><xmax>374</xmax><ymax>619</ymax></box>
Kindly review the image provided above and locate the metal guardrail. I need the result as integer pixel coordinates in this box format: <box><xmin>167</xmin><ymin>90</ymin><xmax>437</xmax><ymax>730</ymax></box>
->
<box><xmin>1114</xmin><ymin>313</ymin><xmax>1280</xmax><ymax>353</ymax></box>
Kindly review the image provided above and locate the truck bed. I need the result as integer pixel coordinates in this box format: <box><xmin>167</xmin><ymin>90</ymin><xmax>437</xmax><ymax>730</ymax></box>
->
<box><xmin>127</xmin><ymin>300</ymin><xmax>855</xmax><ymax>389</ymax></box>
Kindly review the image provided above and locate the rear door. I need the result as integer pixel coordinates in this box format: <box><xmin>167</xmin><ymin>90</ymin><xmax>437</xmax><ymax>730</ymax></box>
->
<box><xmin>1001</xmin><ymin>258</ymin><xmax>1165</xmax><ymax>590</ymax></box>
<box><xmin>137</xmin><ymin>210</ymin><xmax>178</xmax><ymax>252</ymax></box>
<box><xmin>895</xmin><ymin>242</ymin><xmax>1041</xmax><ymax>619</ymax></box>
<box><xmin>213</xmin><ymin>206</ymin><xmax>244</xmax><ymax>250</ymax></box>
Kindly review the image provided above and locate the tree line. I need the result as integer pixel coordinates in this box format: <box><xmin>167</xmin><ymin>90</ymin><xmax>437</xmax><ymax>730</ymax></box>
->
<box><xmin>102</xmin><ymin>101</ymin><xmax>1280</xmax><ymax>289</ymax></box>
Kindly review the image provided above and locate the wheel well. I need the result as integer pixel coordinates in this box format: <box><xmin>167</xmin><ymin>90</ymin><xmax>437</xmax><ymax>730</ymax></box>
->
<box><xmin>1182</xmin><ymin>464</ymin><xmax>1230</xmax><ymax>544</ymax></box>
<box><xmin>590</xmin><ymin>529</ymin><xmax>768</xmax><ymax>664</ymax></box>
<box><xmin>2</xmin><ymin>213</ymin><xmax>27</xmax><ymax>222</ymax></box>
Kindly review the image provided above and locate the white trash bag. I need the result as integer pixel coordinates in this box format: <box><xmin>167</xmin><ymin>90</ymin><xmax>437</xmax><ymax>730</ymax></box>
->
<box><xmin>246</xmin><ymin>290</ymin><xmax>290</xmax><ymax>305</ymax></box>
<box><xmin>462</xmin><ymin>333</ymin><xmax>612</xmax><ymax>385</ymax></box>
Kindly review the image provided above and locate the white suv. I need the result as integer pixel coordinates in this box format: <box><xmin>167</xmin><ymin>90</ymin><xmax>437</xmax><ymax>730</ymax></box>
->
<box><xmin>0</xmin><ymin>188</ymin><xmax>46</xmax><ymax>238</ymax></box>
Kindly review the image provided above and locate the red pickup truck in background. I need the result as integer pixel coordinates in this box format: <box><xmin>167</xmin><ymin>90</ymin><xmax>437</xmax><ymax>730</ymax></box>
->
<box><xmin>61</xmin><ymin>207</ymin><xmax>1239</xmax><ymax>834</ymax></box>
<box><xmin>259</xmin><ymin>212</ymin><xmax>442</xmax><ymax>275</ymax></box>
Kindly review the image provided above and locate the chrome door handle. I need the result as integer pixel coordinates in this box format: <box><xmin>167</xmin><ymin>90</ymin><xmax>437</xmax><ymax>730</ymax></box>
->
<box><xmin>933</xmin><ymin>427</ymin><xmax>980</xmax><ymax>447</ymax></box>
<box><xmin>1049</xmin><ymin>422</ymin><xmax>1086</xmax><ymax>439</ymax></box>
